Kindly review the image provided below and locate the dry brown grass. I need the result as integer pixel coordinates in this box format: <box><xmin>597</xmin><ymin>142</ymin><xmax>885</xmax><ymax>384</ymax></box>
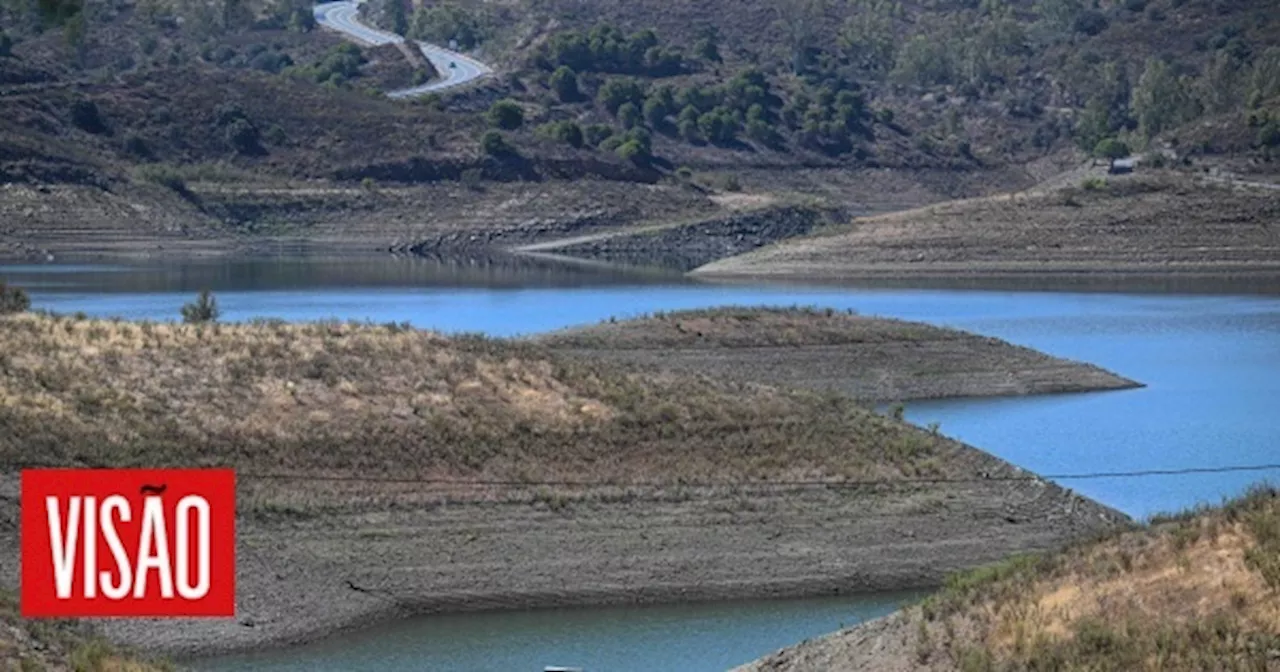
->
<box><xmin>909</xmin><ymin>487</ymin><xmax>1280</xmax><ymax>671</ymax></box>
<box><xmin>0</xmin><ymin>313</ymin><xmax>959</xmax><ymax>492</ymax></box>
<box><xmin>0</xmin><ymin>589</ymin><xmax>170</xmax><ymax>672</ymax></box>
<box><xmin>536</xmin><ymin>306</ymin><xmax>952</xmax><ymax>349</ymax></box>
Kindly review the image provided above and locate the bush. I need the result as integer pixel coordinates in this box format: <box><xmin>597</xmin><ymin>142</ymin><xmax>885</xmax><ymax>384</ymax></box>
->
<box><xmin>584</xmin><ymin>124</ymin><xmax>615</xmax><ymax>147</ymax></box>
<box><xmin>69</xmin><ymin>99</ymin><xmax>107</xmax><ymax>134</ymax></box>
<box><xmin>487</xmin><ymin>99</ymin><xmax>524</xmax><ymax>130</ymax></box>
<box><xmin>549</xmin><ymin>65</ymin><xmax>579</xmax><ymax>101</ymax></box>
<box><xmin>596</xmin><ymin>77</ymin><xmax>645</xmax><ymax>114</ymax></box>
<box><xmin>409</xmin><ymin>3</ymin><xmax>484</xmax><ymax>49</ymax></box>
<box><xmin>0</xmin><ymin>30</ymin><xmax>12</xmax><ymax>58</ymax></box>
<box><xmin>264</xmin><ymin>124</ymin><xmax>287</xmax><ymax>146</ymax></box>
<box><xmin>1074</xmin><ymin>10</ymin><xmax>1109</xmax><ymax>35</ymax></box>
<box><xmin>1093</xmin><ymin>138</ymin><xmax>1131</xmax><ymax>160</ymax></box>
<box><xmin>617</xmin><ymin>101</ymin><xmax>640</xmax><ymax>128</ymax></box>
<box><xmin>1258</xmin><ymin>122</ymin><xmax>1280</xmax><ymax>148</ymax></box>
<box><xmin>480</xmin><ymin>130</ymin><xmax>513</xmax><ymax>156</ymax></box>
<box><xmin>225</xmin><ymin>119</ymin><xmax>262</xmax><ymax>155</ymax></box>
<box><xmin>539</xmin><ymin>24</ymin><xmax>683</xmax><ymax>76</ymax></box>
<box><xmin>122</xmin><ymin>133</ymin><xmax>152</xmax><ymax>159</ymax></box>
<box><xmin>0</xmin><ymin>281</ymin><xmax>30</xmax><ymax>314</ymax></box>
<box><xmin>181</xmin><ymin>290</ymin><xmax>219</xmax><ymax>323</ymax></box>
<box><xmin>538</xmin><ymin>120</ymin><xmax>584</xmax><ymax>148</ymax></box>
<box><xmin>615</xmin><ymin>139</ymin><xmax>648</xmax><ymax>163</ymax></box>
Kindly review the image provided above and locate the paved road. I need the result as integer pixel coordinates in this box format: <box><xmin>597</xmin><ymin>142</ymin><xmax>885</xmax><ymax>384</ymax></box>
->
<box><xmin>313</xmin><ymin>0</ymin><xmax>492</xmax><ymax>98</ymax></box>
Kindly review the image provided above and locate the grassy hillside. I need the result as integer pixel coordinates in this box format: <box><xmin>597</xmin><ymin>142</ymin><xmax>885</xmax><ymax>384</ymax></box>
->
<box><xmin>0</xmin><ymin>312</ymin><xmax>977</xmax><ymax>487</ymax></box>
<box><xmin>739</xmin><ymin>485</ymin><xmax>1280</xmax><ymax>671</ymax></box>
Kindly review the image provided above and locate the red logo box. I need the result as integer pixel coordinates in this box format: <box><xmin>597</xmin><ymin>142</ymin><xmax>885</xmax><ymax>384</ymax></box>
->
<box><xmin>21</xmin><ymin>469</ymin><xmax>235</xmax><ymax>617</ymax></box>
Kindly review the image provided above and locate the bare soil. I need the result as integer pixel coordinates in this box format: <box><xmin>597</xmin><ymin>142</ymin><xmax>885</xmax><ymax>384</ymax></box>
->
<box><xmin>695</xmin><ymin>172</ymin><xmax>1280</xmax><ymax>278</ymax></box>
<box><xmin>537</xmin><ymin>307</ymin><xmax>1139</xmax><ymax>402</ymax></box>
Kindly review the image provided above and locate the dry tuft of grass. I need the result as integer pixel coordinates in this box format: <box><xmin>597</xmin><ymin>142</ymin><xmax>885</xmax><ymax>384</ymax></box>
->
<box><xmin>911</xmin><ymin>486</ymin><xmax>1280</xmax><ymax>671</ymax></box>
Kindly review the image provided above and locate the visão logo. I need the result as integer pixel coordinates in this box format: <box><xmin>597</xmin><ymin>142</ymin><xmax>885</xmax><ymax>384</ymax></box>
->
<box><xmin>21</xmin><ymin>469</ymin><xmax>236</xmax><ymax>617</ymax></box>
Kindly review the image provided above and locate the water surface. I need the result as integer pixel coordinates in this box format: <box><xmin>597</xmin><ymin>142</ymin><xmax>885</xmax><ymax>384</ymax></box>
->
<box><xmin>5</xmin><ymin>257</ymin><xmax>1280</xmax><ymax>671</ymax></box>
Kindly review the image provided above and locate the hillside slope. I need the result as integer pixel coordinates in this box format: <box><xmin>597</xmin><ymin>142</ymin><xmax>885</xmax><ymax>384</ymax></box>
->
<box><xmin>737</xmin><ymin>486</ymin><xmax>1280</xmax><ymax>671</ymax></box>
<box><xmin>696</xmin><ymin>171</ymin><xmax>1280</xmax><ymax>277</ymax></box>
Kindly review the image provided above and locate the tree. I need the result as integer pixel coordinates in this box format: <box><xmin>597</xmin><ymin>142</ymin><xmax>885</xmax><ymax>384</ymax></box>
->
<box><xmin>553</xmin><ymin>121</ymin><xmax>584</xmax><ymax>148</ymax></box>
<box><xmin>643</xmin><ymin>96</ymin><xmax>667</xmax><ymax>127</ymax></box>
<box><xmin>480</xmin><ymin>130</ymin><xmax>512</xmax><ymax>156</ymax></box>
<box><xmin>0</xmin><ymin>30</ymin><xmax>13</xmax><ymax>58</ymax></box>
<box><xmin>181</xmin><ymin>290</ymin><xmax>219</xmax><ymax>323</ymax></box>
<box><xmin>618</xmin><ymin>101</ymin><xmax>640</xmax><ymax>129</ymax></box>
<box><xmin>1258</xmin><ymin>122</ymin><xmax>1280</xmax><ymax>149</ymax></box>
<box><xmin>69</xmin><ymin>99</ymin><xmax>107</xmax><ymax>134</ymax></box>
<box><xmin>596</xmin><ymin>77</ymin><xmax>645</xmax><ymax>114</ymax></box>
<box><xmin>775</xmin><ymin>0</ymin><xmax>827</xmax><ymax>73</ymax></box>
<box><xmin>1133</xmin><ymin>58</ymin><xmax>1191</xmax><ymax>139</ymax></box>
<box><xmin>1093</xmin><ymin>138</ymin><xmax>1130</xmax><ymax>161</ymax></box>
<box><xmin>838</xmin><ymin>0</ymin><xmax>898</xmax><ymax>72</ymax></box>
<box><xmin>487</xmin><ymin>99</ymin><xmax>524</xmax><ymax>130</ymax></box>
<box><xmin>693</xmin><ymin>25</ymin><xmax>720</xmax><ymax>63</ymax></box>
<box><xmin>225</xmin><ymin>119</ymin><xmax>261</xmax><ymax>154</ymax></box>
<box><xmin>549</xmin><ymin>65</ymin><xmax>579</xmax><ymax>101</ymax></box>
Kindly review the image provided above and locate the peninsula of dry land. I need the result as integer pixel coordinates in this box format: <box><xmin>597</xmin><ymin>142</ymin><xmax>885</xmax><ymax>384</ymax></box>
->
<box><xmin>537</xmin><ymin>307</ymin><xmax>1139</xmax><ymax>402</ymax></box>
<box><xmin>695</xmin><ymin>172</ymin><xmax>1280</xmax><ymax>278</ymax></box>
<box><xmin>0</xmin><ymin>313</ymin><xmax>1126</xmax><ymax>658</ymax></box>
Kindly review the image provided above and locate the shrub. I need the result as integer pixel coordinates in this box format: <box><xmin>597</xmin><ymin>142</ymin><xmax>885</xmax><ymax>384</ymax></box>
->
<box><xmin>584</xmin><ymin>124</ymin><xmax>615</xmax><ymax>147</ymax></box>
<box><xmin>1258</xmin><ymin>122</ymin><xmax>1280</xmax><ymax>148</ymax></box>
<box><xmin>225</xmin><ymin>119</ymin><xmax>262</xmax><ymax>155</ymax></box>
<box><xmin>122</xmin><ymin>133</ymin><xmax>152</xmax><ymax>159</ymax></box>
<box><xmin>596</xmin><ymin>76</ymin><xmax>645</xmax><ymax>114</ymax></box>
<box><xmin>487</xmin><ymin>99</ymin><xmax>524</xmax><ymax>130</ymax></box>
<box><xmin>181</xmin><ymin>290</ymin><xmax>219</xmax><ymax>323</ymax></box>
<box><xmin>643</xmin><ymin>96</ymin><xmax>667</xmax><ymax>127</ymax></box>
<box><xmin>480</xmin><ymin>130</ymin><xmax>513</xmax><ymax>156</ymax></box>
<box><xmin>1081</xmin><ymin>176</ymin><xmax>1107</xmax><ymax>190</ymax></box>
<box><xmin>213</xmin><ymin>102</ymin><xmax>248</xmax><ymax>128</ymax></box>
<box><xmin>549</xmin><ymin>65</ymin><xmax>579</xmax><ymax>101</ymax></box>
<box><xmin>0</xmin><ymin>281</ymin><xmax>30</xmax><ymax>314</ymax></box>
<box><xmin>1093</xmin><ymin>137</ymin><xmax>1130</xmax><ymax>160</ymax></box>
<box><xmin>69</xmin><ymin>99</ymin><xmax>107</xmax><ymax>134</ymax></box>
<box><xmin>1074</xmin><ymin>9</ymin><xmax>1109</xmax><ymax>35</ymax></box>
<box><xmin>409</xmin><ymin>3</ymin><xmax>484</xmax><ymax>49</ymax></box>
<box><xmin>615</xmin><ymin>139</ymin><xmax>648</xmax><ymax>163</ymax></box>
<box><xmin>551</xmin><ymin>121</ymin><xmax>584</xmax><ymax>148</ymax></box>
<box><xmin>263</xmin><ymin>124</ymin><xmax>287</xmax><ymax>146</ymax></box>
<box><xmin>617</xmin><ymin>101</ymin><xmax>640</xmax><ymax>128</ymax></box>
<box><xmin>0</xmin><ymin>30</ymin><xmax>12</xmax><ymax>58</ymax></box>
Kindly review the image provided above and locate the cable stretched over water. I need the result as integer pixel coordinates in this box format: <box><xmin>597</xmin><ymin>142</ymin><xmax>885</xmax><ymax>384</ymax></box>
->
<box><xmin>4</xmin><ymin>462</ymin><xmax>1279</xmax><ymax>489</ymax></box>
<box><xmin>230</xmin><ymin>461</ymin><xmax>1280</xmax><ymax>488</ymax></box>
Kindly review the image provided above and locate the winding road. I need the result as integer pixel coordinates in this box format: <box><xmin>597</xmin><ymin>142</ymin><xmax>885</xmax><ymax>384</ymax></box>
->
<box><xmin>313</xmin><ymin>1</ymin><xmax>492</xmax><ymax>98</ymax></box>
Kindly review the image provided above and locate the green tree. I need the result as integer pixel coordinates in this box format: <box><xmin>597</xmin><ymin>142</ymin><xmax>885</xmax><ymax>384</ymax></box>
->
<box><xmin>409</xmin><ymin>3</ymin><xmax>482</xmax><ymax>49</ymax></box>
<box><xmin>1093</xmin><ymin>137</ymin><xmax>1130</xmax><ymax>161</ymax></box>
<box><xmin>618</xmin><ymin>101</ymin><xmax>640</xmax><ymax>128</ymax></box>
<box><xmin>643</xmin><ymin>96</ymin><xmax>667</xmax><ymax>127</ymax></box>
<box><xmin>1133</xmin><ymin>58</ymin><xmax>1193</xmax><ymax>139</ymax></box>
<box><xmin>584</xmin><ymin>124</ymin><xmax>615</xmax><ymax>147</ymax></box>
<box><xmin>0</xmin><ymin>30</ymin><xmax>13</xmax><ymax>58</ymax></box>
<box><xmin>596</xmin><ymin>77</ymin><xmax>645</xmax><ymax>114</ymax></box>
<box><xmin>480</xmin><ymin>130</ymin><xmax>512</xmax><ymax>156</ymax></box>
<box><xmin>838</xmin><ymin>0</ymin><xmax>898</xmax><ymax>72</ymax></box>
<box><xmin>487</xmin><ymin>99</ymin><xmax>524</xmax><ymax>130</ymax></box>
<box><xmin>549</xmin><ymin>65</ymin><xmax>579</xmax><ymax>101</ymax></box>
<box><xmin>225</xmin><ymin>118</ymin><xmax>261</xmax><ymax>154</ymax></box>
<box><xmin>1258</xmin><ymin>122</ymin><xmax>1280</xmax><ymax>148</ymax></box>
<box><xmin>181</xmin><ymin>290</ymin><xmax>219</xmax><ymax>323</ymax></box>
